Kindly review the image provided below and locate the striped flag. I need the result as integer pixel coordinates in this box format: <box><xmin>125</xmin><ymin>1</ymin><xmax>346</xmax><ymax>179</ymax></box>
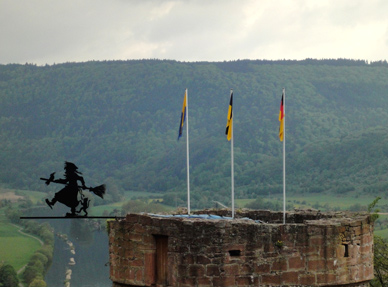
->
<box><xmin>279</xmin><ymin>92</ymin><xmax>284</xmax><ymax>141</ymax></box>
<box><xmin>178</xmin><ymin>91</ymin><xmax>187</xmax><ymax>140</ymax></box>
<box><xmin>225</xmin><ymin>92</ymin><xmax>233</xmax><ymax>141</ymax></box>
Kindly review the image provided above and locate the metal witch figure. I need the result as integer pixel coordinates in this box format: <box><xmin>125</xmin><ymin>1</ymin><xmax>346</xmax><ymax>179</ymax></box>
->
<box><xmin>42</xmin><ymin>162</ymin><xmax>105</xmax><ymax>217</ymax></box>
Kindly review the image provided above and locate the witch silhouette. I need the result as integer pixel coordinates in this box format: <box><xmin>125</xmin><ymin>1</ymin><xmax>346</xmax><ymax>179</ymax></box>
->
<box><xmin>43</xmin><ymin>161</ymin><xmax>105</xmax><ymax>217</ymax></box>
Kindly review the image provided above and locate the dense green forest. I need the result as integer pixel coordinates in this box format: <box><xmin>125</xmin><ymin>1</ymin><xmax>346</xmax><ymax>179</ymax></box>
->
<box><xmin>1</xmin><ymin>59</ymin><xmax>388</xmax><ymax>208</ymax></box>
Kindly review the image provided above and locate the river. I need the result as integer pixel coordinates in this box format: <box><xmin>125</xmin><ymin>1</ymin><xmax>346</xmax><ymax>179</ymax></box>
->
<box><xmin>45</xmin><ymin>224</ymin><xmax>111</xmax><ymax>287</ymax></box>
<box><xmin>26</xmin><ymin>207</ymin><xmax>111</xmax><ymax>287</ymax></box>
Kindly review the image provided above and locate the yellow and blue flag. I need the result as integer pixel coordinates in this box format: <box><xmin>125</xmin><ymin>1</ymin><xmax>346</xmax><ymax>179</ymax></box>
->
<box><xmin>225</xmin><ymin>92</ymin><xmax>233</xmax><ymax>141</ymax></box>
<box><xmin>178</xmin><ymin>91</ymin><xmax>187</xmax><ymax>140</ymax></box>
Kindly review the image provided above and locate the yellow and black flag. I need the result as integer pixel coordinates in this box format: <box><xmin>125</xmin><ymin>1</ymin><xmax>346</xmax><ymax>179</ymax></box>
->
<box><xmin>178</xmin><ymin>90</ymin><xmax>187</xmax><ymax>140</ymax></box>
<box><xmin>225</xmin><ymin>91</ymin><xmax>233</xmax><ymax>141</ymax></box>
<box><xmin>279</xmin><ymin>92</ymin><xmax>284</xmax><ymax>141</ymax></box>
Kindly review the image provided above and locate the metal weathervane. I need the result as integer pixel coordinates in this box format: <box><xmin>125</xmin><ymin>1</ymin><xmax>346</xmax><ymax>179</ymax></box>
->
<box><xmin>40</xmin><ymin>161</ymin><xmax>105</xmax><ymax>217</ymax></box>
<box><xmin>20</xmin><ymin>161</ymin><xmax>124</xmax><ymax>219</ymax></box>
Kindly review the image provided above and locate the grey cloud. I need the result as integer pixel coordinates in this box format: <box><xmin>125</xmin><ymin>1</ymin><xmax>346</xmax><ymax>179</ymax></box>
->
<box><xmin>1</xmin><ymin>0</ymin><xmax>388</xmax><ymax>64</ymax></box>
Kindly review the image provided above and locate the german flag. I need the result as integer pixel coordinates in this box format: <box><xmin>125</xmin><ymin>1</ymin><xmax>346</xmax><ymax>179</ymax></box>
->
<box><xmin>279</xmin><ymin>92</ymin><xmax>284</xmax><ymax>141</ymax></box>
<box><xmin>225</xmin><ymin>91</ymin><xmax>233</xmax><ymax>141</ymax></box>
<box><xmin>178</xmin><ymin>91</ymin><xmax>187</xmax><ymax>140</ymax></box>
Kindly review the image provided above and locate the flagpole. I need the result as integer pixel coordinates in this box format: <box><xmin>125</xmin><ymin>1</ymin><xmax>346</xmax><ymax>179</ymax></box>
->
<box><xmin>282</xmin><ymin>88</ymin><xmax>286</xmax><ymax>224</ymax></box>
<box><xmin>230</xmin><ymin>89</ymin><xmax>235</xmax><ymax>219</ymax></box>
<box><xmin>186</xmin><ymin>88</ymin><xmax>191</xmax><ymax>215</ymax></box>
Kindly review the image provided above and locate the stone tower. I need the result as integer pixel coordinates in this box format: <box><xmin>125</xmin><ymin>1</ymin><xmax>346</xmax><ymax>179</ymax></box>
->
<box><xmin>108</xmin><ymin>209</ymin><xmax>374</xmax><ymax>286</ymax></box>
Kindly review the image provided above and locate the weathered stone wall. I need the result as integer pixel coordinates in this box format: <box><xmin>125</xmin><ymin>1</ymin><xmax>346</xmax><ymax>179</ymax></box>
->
<box><xmin>108</xmin><ymin>210</ymin><xmax>374</xmax><ymax>286</ymax></box>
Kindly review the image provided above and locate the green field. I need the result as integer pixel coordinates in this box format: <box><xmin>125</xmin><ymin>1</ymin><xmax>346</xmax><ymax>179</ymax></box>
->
<box><xmin>91</xmin><ymin>199</ymin><xmax>174</xmax><ymax>216</ymax></box>
<box><xmin>236</xmin><ymin>191</ymin><xmax>388</xmax><ymax>211</ymax></box>
<box><xmin>122</xmin><ymin>190</ymin><xmax>161</xmax><ymax>199</ymax></box>
<box><xmin>90</xmin><ymin>202</ymin><xmax>123</xmax><ymax>216</ymax></box>
<box><xmin>0</xmin><ymin>217</ymin><xmax>42</xmax><ymax>271</ymax></box>
<box><xmin>15</xmin><ymin>189</ymin><xmax>46</xmax><ymax>205</ymax></box>
<box><xmin>90</xmin><ymin>190</ymin><xmax>169</xmax><ymax>216</ymax></box>
<box><xmin>375</xmin><ymin>228</ymin><xmax>388</xmax><ymax>238</ymax></box>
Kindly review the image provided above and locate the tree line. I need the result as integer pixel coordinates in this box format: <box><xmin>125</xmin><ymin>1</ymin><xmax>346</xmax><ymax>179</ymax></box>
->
<box><xmin>5</xmin><ymin>207</ymin><xmax>54</xmax><ymax>287</ymax></box>
<box><xmin>1</xmin><ymin>59</ymin><xmax>388</xmax><ymax>207</ymax></box>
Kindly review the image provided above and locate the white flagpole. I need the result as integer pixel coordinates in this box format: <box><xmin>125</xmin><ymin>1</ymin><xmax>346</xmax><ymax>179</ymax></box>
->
<box><xmin>282</xmin><ymin>88</ymin><xmax>286</xmax><ymax>224</ymax></box>
<box><xmin>230</xmin><ymin>89</ymin><xmax>235</xmax><ymax>219</ymax></box>
<box><xmin>186</xmin><ymin>88</ymin><xmax>191</xmax><ymax>215</ymax></box>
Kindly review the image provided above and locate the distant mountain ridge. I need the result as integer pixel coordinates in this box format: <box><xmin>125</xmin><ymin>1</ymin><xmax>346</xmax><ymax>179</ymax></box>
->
<box><xmin>0</xmin><ymin>59</ymin><xmax>387</xmax><ymax>207</ymax></box>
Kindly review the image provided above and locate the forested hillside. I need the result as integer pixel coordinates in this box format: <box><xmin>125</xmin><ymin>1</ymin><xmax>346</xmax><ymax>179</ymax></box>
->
<box><xmin>1</xmin><ymin>59</ymin><xmax>388</xmax><ymax>208</ymax></box>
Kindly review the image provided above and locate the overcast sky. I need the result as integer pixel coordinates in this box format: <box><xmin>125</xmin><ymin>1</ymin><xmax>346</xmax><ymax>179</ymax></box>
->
<box><xmin>1</xmin><ymin>0</ymin><xmax>388</xmax><ymax>65</ymax></box>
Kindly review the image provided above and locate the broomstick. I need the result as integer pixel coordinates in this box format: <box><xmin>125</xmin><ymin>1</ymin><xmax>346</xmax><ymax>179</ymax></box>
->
<box><xmin>86</xmin><ymin>184</ymin><xmax>106</xmax><ymax>199</ymax></box>
<box><xmin>40</xmin><ymin>178</ymin><xmax>106</xmax><ymax>199</ymax></box>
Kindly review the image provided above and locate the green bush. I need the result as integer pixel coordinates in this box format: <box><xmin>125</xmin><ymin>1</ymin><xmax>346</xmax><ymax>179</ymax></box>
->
<box><xmin>28</xmin><ymin>278</ymin><xmax>47</xmax><ymax>287</ymax></box>
<box><xmin>22</xmin><ymin>265</ymin><xmax>40</xmax><ymax>286</ymax></box>
<box><xmin>0</xmin><ymin>264</ymin><xmax>19</xmax><ymax>287</ymax></box>
<box><xmin>245</xmin><ymin>198</ymin><xmax>281</xmax><ymax>211</ymax></box>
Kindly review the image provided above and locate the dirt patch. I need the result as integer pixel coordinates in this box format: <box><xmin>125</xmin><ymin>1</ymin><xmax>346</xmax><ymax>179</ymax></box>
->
<box><xmin>0</xmin><ymin>191</ymin><xmax>24</xmax><ymax>201</ymax></box>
